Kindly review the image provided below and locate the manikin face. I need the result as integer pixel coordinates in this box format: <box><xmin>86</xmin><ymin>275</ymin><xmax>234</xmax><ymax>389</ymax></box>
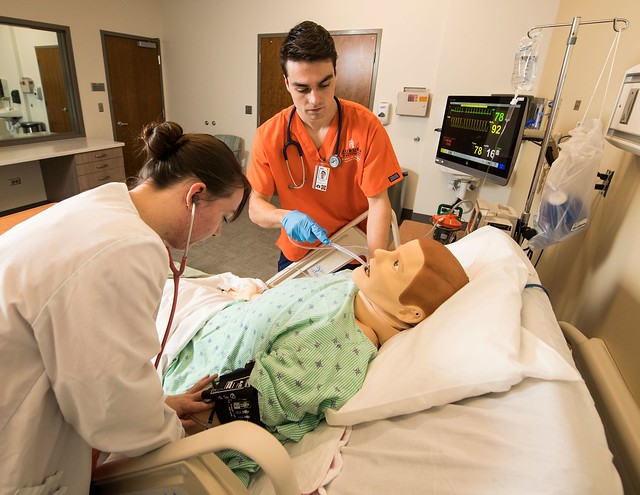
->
<box><xmin>352</xmin><ymin>240</ymin><xmax>426</xmax><ymax>320</ymax></box>
<box><xmin>284</xmin><ymin>59</ymin><xmax>337</xmax><ymax>125</ymax></box>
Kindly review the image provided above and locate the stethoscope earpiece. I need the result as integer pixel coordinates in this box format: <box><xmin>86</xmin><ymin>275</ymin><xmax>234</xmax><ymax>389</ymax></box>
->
<box><xmin>283</xmin><ymin>96</ymin><xmax>343</xmax><ymax>187</ymax></box>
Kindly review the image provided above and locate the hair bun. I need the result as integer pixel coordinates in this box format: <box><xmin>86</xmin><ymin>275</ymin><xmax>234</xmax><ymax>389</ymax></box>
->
<box><xmin>141</xmin><ymin>121</ymin><xmax>185</xmax><ymax>161</ymax></box>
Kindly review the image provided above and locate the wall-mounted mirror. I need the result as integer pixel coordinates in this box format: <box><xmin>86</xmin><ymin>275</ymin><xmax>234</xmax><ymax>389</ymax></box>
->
<box><xmin>0</xmin><ymin>16</ymin><xmax>84</xmax><ymax>147</ymax></box>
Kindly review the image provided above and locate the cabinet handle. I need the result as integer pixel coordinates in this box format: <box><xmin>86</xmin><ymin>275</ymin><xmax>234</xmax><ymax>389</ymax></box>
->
<box><xmin>94</xmin><ymin>153</ymin><xmax>107</xmax><ymax>158</ymax></box>
<box><xmin>95</xmin><ymin>163</ymin><xmax>109</xmax><ymax>169</ymax></box>
<box><xmin>117</xmin><ymin>121</ymin><xmax>129</xmax><ymax>127</ymax></box>
<box><xmin>97</xmin><ymin>175</ymin><xmax>110</xmax><ymax>181</ymax></box>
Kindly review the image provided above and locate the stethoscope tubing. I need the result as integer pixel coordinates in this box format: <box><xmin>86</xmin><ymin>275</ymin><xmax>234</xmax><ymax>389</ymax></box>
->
<box><xmin>283</xmin><ymin>96</ymin><xmax>343</xmax><ymax>189</ymax></box>
<box><xmin>155</xmin><ymin>202</ymin><xmax>197</xmax><ymax>369</ymax></box>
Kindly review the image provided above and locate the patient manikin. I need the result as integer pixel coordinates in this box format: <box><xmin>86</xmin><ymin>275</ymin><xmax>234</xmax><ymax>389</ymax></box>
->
<box><xmin>162</xmin><ymin>238</ymin><xmax>468</xmax><ymax>484</ymax></box>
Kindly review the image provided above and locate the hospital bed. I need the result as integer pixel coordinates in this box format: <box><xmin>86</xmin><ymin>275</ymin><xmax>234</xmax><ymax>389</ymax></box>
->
<box><xmin>91</xmin><ymin>225</ymin><xmax>635</xmax><ymax>494</ymax></box>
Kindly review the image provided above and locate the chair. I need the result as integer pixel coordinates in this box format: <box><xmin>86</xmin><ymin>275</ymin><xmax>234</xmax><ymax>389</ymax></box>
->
<box><xmin>215</xmin><ymin>134</ymin><xmax>245</xmax><ymax>171</ymax></box>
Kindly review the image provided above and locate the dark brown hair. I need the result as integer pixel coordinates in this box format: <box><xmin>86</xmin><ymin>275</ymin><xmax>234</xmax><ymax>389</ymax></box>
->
<box><xmin>279</xmin><ymin>21</ymin><xmax>338</xmax><ymax>77</ymax></box>
<box><xmin>133</xmin><ymin>121</ymin><xmax>250</xmax><ymax>221</ymax></box>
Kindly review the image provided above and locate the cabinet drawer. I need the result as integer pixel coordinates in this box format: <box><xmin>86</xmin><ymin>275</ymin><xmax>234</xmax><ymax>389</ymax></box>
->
<box><xmin>78</xmin><ymin>168</ymin><xmax>127</xmax><ymax>192</ymax></box>
<box><xmin>76</xmin><ymin>157</ymin><xmax>124</xmax><ymax>176</ymax></box>
<box><xmin>74</xmin><ymin>147</ymin><xmax>123</xmax><ymax>165</ymax></box>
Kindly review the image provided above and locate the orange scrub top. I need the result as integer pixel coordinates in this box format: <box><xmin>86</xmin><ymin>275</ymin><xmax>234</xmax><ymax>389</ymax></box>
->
<box><xmin>248</xmin><ymin>98</ymin><xmax>403</xmax><ymax>261</ymax></box>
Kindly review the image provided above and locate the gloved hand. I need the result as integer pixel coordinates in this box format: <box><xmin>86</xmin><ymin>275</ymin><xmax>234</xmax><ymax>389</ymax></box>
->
<box><xmin>282</xmin><ymin>210</ymin><xmax>330</xmax><ymax>245</ymax></box>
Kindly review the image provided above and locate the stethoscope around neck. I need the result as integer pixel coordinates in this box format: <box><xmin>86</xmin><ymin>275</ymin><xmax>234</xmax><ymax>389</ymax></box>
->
<box><xmin>155</xmin><ymin>201</ymin><xmax>196</xmax><ymax>369</ymax></box>
<box><xmin>283</xmin><ymin>96</ymin><xmax>343</xmax><ymax>189</ymax></box>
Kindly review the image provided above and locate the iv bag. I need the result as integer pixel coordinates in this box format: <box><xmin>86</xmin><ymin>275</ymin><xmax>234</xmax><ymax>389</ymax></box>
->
<box><xmin>511</xmin><ymin>34</ymin><xmax>541</xmax><ymax>93</ymax></box>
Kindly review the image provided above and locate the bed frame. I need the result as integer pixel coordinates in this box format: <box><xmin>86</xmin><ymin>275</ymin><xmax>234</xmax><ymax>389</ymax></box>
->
<box><xmin>91</xmin><ymin>421</ymin><xmax>299</xmax><ymax>494</ymax></box>
<box><xmin>560</xmin><ymin>321</ymin><xmax>640</xmax><ymax>494</ymax></box>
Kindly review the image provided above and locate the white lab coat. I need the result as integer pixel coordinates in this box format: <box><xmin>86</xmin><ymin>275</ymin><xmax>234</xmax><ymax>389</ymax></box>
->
<box><xmin>0</xmin><ymin>183</ymin><xmax>184</xmax><ymax>494</ymax></box>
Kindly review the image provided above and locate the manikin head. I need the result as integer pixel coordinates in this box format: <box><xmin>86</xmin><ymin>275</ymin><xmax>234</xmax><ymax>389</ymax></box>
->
<box><xmin>352</xmin><ymin>238</ymin><xmax>469</xmax><ymax>325</ymax></box>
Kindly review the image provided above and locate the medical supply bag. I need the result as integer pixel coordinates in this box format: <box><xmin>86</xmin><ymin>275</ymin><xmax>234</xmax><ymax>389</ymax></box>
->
<box><xmin>529</xmin><ymin>118</ymin><xmax>604</xmax><ymax>250</ymax></box>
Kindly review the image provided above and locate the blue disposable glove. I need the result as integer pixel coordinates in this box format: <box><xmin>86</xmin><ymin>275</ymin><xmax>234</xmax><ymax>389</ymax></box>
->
<box><xmin>282</xmin><ymin>210</ymin><xmax>330</xmax><ymax>245</ymax></box>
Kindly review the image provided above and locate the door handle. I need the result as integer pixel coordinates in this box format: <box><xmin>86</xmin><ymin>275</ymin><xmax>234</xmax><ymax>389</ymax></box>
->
<box><xmin>117</xmin><ymin>121</ymin><xmax>129</xmax><ymax>126</ymax></box>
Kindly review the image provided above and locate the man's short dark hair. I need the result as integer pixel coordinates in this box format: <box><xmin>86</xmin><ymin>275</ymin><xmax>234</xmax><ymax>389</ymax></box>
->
<box><xmin>279</xmin><ymin>21</ymin><xmax>338</xmax><ymax>77</ymax></box>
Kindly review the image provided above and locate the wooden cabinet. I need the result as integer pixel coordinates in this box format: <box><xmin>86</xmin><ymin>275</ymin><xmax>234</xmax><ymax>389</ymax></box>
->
<box><xmin>41</xmin><ymin>145</ymin><xmax>126</xmax><ymax>201</ymax></box>
<box><xmin>0</xmin><ymin>139</ymin><xmax>126</xmax><ymax>211</ymax></box>
<box><xmin>74</xmin><ymin>148</ymin><xmax>126</xmax><ymax>192</ymax></box>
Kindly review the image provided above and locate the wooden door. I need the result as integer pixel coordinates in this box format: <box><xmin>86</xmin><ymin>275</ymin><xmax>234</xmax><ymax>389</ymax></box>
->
<box><xmin>258</xmin><ymin>30</ymin><xmax>381</xmax><ymax>126</ymax></box>
<box><xmin>36</xmin><ymin>46</ymin><xmax>72</xmax><ymax>133</ymax></box>
<box><xmin>103</xmin><ymin>34</ymin><xmax>165</xmax><ymax>178</ymax></box>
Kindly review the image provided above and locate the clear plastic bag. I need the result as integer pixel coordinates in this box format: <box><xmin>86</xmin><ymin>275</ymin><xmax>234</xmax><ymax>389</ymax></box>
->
<box><xmin>511</xmin><ymin>34</ymin><xmax>541</xmax><ymax>94</ymax></box>
<box><xmin>529</xmin><ymin>119</ymin><xmax>604</xmax><ymax>250</ymax></box>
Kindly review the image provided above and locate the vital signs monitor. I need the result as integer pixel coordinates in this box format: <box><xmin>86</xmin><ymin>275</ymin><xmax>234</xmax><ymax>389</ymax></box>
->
<box><xmin>435</xmin><ymin>95</ymin><xmax>528</xmax><ymax>185</ymax></box>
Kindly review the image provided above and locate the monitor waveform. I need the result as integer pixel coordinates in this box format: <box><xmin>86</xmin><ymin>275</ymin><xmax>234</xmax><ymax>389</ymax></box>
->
<box><xmin>448</xmin><ymin>104</ymin><xmax>495</xmax><ymax>132</ymax></box>
<box><xmin>449</xmin><ymin>116</ymin><xmax>490</xmax><ymax>132</ymax></box>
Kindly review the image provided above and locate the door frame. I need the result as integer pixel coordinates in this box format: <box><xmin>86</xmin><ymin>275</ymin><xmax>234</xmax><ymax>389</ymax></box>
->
<box><xmin>100</xmin><ymin>30</ymin><xmax>166</xmax><ymax>142</ymax></box>
<box><xmin>257</xmin><ymin>28</ymin><xmax>382</xmax><ymax>127</ymax></box>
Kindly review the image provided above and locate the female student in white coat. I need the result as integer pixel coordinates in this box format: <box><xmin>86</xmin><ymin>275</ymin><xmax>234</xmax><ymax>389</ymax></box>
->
<box><xmin>0</xmin><ymin>121</ymin><xmax>251</xmax><ymax>494</ymax></box>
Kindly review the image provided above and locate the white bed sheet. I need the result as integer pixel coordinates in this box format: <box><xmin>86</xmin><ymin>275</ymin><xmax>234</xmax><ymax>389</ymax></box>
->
<box><xmin>250</xmin><ymin>282</ymin><xmax>622</xmax><ymax>495</ymax></box>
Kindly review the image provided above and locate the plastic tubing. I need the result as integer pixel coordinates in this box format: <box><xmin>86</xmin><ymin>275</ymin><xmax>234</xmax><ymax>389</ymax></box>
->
<box><xmin>291</xmin><ymin>239</ymin><xmax>369</xmax><ymax>267</ymax></box>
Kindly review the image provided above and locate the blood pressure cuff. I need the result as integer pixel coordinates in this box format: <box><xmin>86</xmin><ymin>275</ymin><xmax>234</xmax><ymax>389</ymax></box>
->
<box><xmin>201</xmin><ymin>361</ymin><xmax>264</xmax><ymax>427</ymax></box>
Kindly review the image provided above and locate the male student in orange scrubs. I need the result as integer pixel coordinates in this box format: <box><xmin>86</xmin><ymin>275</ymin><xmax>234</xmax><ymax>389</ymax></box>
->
<box><xmin>247</xmin><ymin>20</ymin><xmax>403</xmax><ymax>271</ymax></box>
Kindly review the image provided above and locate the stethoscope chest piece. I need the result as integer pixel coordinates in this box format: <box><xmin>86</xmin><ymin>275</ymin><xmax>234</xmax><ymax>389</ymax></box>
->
<box><xmin>328</xmin><ymin>154</ymin><xmax>341</xmax><ymax>168</ymax></box>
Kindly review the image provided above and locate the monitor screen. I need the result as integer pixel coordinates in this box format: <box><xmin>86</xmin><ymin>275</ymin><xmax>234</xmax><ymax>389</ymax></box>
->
<box><xmin>435</xmin><ymin>95</ymin><xmax>528</xmax><ymax>186</ymax></box>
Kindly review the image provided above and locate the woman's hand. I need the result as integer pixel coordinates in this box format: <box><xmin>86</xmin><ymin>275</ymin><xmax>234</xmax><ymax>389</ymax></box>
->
<box><xmin>165</xmin><ymin>374</ymin><xmax>216</xmax><ymax>435</ymax></box>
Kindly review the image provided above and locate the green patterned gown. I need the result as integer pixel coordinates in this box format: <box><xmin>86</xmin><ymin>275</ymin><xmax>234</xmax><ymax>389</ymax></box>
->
<box><xmin>162</xmin><ymin>271</ymin><xmax>377</xmax><ymax>485</ymax></box>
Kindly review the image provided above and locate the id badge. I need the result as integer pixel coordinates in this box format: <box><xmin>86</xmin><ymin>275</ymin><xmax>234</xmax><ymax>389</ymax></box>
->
<box><xmin>313</xmin><ymin>165</ymin><xmax>330</xmax><ymax>191</ymax></box>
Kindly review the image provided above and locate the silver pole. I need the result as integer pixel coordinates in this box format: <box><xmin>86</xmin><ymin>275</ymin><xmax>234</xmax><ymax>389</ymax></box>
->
<box><xmin>518</xmin><ymin>16</ymin><xmax>581</xmax><ymax>242</ymax></box>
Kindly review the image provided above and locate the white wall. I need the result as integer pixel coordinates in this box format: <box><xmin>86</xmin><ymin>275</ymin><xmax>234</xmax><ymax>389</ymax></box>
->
<box><xmin>157</xmin><ymin>0</ymin><xmax>560</xmax><ymax>217</ymax></box>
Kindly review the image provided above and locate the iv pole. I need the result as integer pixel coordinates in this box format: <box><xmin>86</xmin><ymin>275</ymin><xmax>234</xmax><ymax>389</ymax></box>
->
<box><xmin>516</xmin><ymin>16</ymin><xmax>629</xmax><ymax>244</ymax></box>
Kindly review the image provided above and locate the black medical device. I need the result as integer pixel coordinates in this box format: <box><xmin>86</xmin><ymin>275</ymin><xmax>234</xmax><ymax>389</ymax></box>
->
<box><xmin>435</xmin><ymin>95</ymin><xmax>528</xmax><ymax>186</ymax></box>
<box><xmin>284</xmin><ymin>96</ymin><xmax>343</xmax><ymax>189</ymax></box>
<box><xmin>201</xmin><ymin>361</ymin><xmax>264</xmax><ymax>426</ymax></box>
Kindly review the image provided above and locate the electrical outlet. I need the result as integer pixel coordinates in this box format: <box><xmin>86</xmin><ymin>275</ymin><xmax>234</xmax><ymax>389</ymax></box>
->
<box><xmin>9</xmin><ymin>177</ymin><xmax>21</xmax><ymax>186</ymax></box>
<box><xmin>245</xmin><ymin>105</ymin><xmax>252</xmax><ymax>115</ymax></box>
<box><xmin>98</xmin><ymin>102</ymin><xmax>104</xmax><ymax>112</ymax></box>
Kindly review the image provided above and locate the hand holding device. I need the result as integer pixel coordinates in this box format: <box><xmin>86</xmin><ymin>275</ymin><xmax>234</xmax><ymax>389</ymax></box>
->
<box><xmin>282</xmin><ymin>210</ymin><xmax>330</xmax><ymax>244</ymax></box>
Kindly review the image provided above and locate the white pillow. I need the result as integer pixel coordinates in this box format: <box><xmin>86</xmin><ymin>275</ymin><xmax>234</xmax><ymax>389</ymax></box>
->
<box><xmin>325</xmin><ymin>227</ymin><xmax>580</xmax><ymax>426</ymax></box>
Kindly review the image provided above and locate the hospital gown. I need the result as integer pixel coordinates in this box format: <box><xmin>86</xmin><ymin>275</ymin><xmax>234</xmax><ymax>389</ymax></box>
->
<box><xmin>162</xmin><ymin>271</ymin><xmax>377</xmax><ymax>484</ymax></box>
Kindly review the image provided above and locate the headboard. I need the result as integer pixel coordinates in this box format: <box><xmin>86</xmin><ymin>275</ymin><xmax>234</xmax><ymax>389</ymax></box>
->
<box><xmin>560</xmin><ymin>321</ymin><xmax>640</xmax><ymax>495</ymax></box>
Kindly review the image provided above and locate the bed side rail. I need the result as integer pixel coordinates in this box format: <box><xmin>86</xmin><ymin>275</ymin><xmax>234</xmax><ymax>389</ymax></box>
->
<box><xmin>560</xmin><ymin>321</ymin><xmax>640</xmax><ymax>495</ymax></box>
<box><xmin>92</xmin><ymin>420</ymin><xmax>299</xmax><ymax>495</ymax></box>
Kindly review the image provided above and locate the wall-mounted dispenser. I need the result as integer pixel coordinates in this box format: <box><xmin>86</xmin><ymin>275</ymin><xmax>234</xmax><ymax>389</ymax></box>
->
<box><xmin>396</xmin><ymin>87</ymin><xmax>430</xmax><ymax>117</ymax></box>
<box><xmin>606</xmin><ymin>63</ymin><xmax>640</xmax><ymax>155</ymax></box>
<box><xmin>377</xmin><ymin>102</ymin><xmax>391</xmax><ymax>125</ymax></box>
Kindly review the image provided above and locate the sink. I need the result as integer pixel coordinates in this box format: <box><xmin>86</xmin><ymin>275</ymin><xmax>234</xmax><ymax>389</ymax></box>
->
<box><xmin>0</xmin><ymin>107</ymin><xmax>23</xmax><ymax>120</ymax></box>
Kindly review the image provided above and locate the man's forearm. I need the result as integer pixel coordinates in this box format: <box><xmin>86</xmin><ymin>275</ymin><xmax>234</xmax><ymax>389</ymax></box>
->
<box><xmin>366</xmin><ymin>192</ymin><xmax>393</xmax><ymax>257</ymax></box>
<box><xmin>248</xmin><ymin>192</ymin><xmax>290</xmax><ymax>229</ymax></box>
